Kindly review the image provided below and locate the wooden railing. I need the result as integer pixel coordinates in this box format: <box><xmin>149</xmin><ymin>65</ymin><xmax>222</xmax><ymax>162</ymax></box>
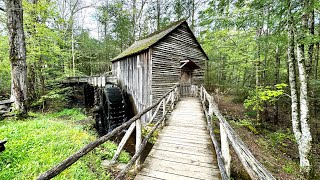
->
<box><xmin>37</xmin><ymin>84</ymin><xmax>180</xmax><ymax>180</ymax></box>
<box><xmin>180</xmin><ymin>84</ymin><xmax>198</xmax><ymax>97</ymax></box>
<box><xmin>0</xmin><ymin>99</ymin><xmax>14</xmax><ymax>116</ymax></box>
<box><xmin>199</xmin><ymin>86</ymin><xmax>275</xmax><ymax>180</ymax></box>
<box><xmin>63</xmin><ymin>72</ymin><xmax>117</xmax><ymax>87</ymax></box>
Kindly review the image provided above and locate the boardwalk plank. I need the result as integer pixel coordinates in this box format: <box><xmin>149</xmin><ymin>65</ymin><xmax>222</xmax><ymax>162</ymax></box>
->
<box><xmin>152</xmin><ymin>142</ymin><xmax>213</xmax><ymax>155</ymax></box>
<box><xmin>142</xmin><ymin>157</ymin><xmax>219</xmax><ymax>179</ymax></box>
<box><xmin>148</xmin><ymin>148</ymin><xmax>214</xmax><ymax>164</ymax></box>
<box><xmin>135</xmin><ymin>97</ymin><xmax>220</xmax><ymax>180</ymax></box>
<box><xmin>138</xmin><ymin>169</ymin><xmax>202</xmax><ymax>180</ymax></box>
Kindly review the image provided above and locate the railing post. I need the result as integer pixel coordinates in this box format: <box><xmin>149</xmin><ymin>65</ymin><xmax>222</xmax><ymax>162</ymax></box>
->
<box><xmin>208</xmin><ymin>97</ymin><xmax>213</xmax><ymax>117</ymax></box>
<box><xmin>171</xmin><ymin>91</ymin><xmax>174</xmax><ymax>109</ymax></box>
<box><xmin>135</xmin><ymin>119</ymin><xmax>142</xmax><ymax>171</ymax></box>
<box><xmin>200</xmin><ymin>86</ymin><xmax>203</xmax><ymax>101</ymax></box>
<box><xmin>162</xmin><ymin>99</ymin><xmax>166</xmax><ymax>126</ymax></box>
<box><xmin>220</xmin><ymin>124</ymin><xmax>231</xmax><ymax>178</ymax></box>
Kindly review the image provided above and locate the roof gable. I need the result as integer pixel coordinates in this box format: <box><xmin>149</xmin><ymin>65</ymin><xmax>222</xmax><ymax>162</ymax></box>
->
<box><xmin>112</xmin><ymin>19</ymin><xmax>208</xmax><ymax>62</ymax></box>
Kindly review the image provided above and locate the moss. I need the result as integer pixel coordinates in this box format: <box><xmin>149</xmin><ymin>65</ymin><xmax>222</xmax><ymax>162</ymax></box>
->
<box><xmin>112</xmin><ymin>19</ymin><xmax>187</xmax><ymax>61</ymax></box>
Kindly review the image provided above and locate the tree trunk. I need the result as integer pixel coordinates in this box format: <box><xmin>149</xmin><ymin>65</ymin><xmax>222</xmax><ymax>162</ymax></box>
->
<box><xmin>5</xmin><ymin>0</ymin><xmax>27</xmax><ymax>115</ymax></box>
<box><xmin>273</xmin><ymin>46</ymin><xmax>280</xmax><ymax>123</ymax></box>
<box><xmin>71</xmin><ymin>18</ymin><xmax>75</xmax><ymax>76</ymax></box>
<box><xmin>132</xmin><ymin>0</ymin><xmax>136</xmax><ymax>41</ymax></box>
<box><xmin>296</xmin><ymin>42</ymin><xmax>312</xmax><ymax>173</ymax></box>
<box><xmin>255</xmin><ymin>29</ymin><xmax>261</xmax><ymax>123</ymax></box>
<box><xmin>191</xmin><ymin>0</ymin><xmax>195</xmax><ymax>31</ymax></box>
<box><xmin>288</xmin><ymin>0</ymin><xmax>312</xmax><ymax>172</ymax></box>
<box><xmin>156</xmin><ymin>0</ymin><xmax>160</xmax><ymax>30</ymax></box>
<box><xmin>306</xmin><ymin>3</ymin><xmax>314</xmax><ymax>76</ymax></box>
<box><xmin>287</xmin><ymin>11</ymin><xmax>300</xmax><ymax>148</ymax></box>
<box><xmin>315</xmin><ymin>42</ymin><xmax>319</xmax><ymax>79</ymax></box>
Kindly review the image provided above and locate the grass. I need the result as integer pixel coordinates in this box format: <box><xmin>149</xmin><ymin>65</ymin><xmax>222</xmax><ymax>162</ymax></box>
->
<box><xmin>0</xmin><ymin>108</ymin><xmax>130</xmax><ymax>180</ymax></box>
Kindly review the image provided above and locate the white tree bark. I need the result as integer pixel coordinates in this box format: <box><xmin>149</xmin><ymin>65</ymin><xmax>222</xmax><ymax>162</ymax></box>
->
<box><xmin>287</xmin><ymin>19</ymin><xmax>301</xmax><ymax>143</ymax></box>
<box><xmin>287</xmin><ymin>1</ymin><xmax>312</xmax><ymax>172</ymax></box>
<box><xmin>296</xmin><ymin>44</ymin><xmax>312</xmax><ymax>171</ymax></box>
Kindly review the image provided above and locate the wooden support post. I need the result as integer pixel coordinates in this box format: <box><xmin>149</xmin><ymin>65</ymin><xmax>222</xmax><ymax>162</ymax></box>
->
<box><xmin>149</xmin><ymin>101</ymin><xmax>162</xmax><ymax>123</ymax></box>
<box><xmin>135</xmin><ymin>119</ymin><xmax>142</xmax><ymax>171</ymax></box>
<box><xmin>162</xmin><ymin>99</ymin><xmax>166</xmax><ymax>126</ymax></box>
<box><xmin>208</xmin><ymin>97</ymin><xmax>213</xmax><ymax>117</ymax></box>
<box><xmin>220</xmin><ymin>124</ymin><xmax>231</xmax><ymax>178</ymax></box>
<box><xmin>111</xmin><ymin>123</ymin><xmax>136</xmax><ymax>164</ymax></box>
<box><xmin>171</xmin><ymin>91</ymin><xmax>174</xmax><ymax>109</ymax></box>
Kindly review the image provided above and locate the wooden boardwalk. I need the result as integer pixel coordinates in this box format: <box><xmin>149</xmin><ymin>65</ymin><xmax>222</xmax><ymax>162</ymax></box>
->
<box><xmin>135</xmin><ymin>97</ymin><xmax>220</xmax><ymax>180</ymax></box>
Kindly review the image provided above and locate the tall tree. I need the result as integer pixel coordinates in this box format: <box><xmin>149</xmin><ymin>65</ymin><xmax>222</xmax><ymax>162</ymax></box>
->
<box><xmin>288</xmin><ymin>0</ymin><xmax>312</xmax><ymax>172</ymax></box>
<box><xmin>5</xmin><ymin>0</ymin><xmax>27</xmax><ymax>115</ymax></box>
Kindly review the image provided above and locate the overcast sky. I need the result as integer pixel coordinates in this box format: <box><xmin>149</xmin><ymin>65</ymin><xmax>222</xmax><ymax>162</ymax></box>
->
<box><xmin>77</xmin><ymin>0</ymin><xmax>101</xmax><ymax>39</ymax></box>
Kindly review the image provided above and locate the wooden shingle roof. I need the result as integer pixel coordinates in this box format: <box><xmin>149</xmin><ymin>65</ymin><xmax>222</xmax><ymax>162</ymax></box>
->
<box><xmin>112</xmin><ymin>19</ymin><xmax>186</xmax><ymax>61</ymax></box>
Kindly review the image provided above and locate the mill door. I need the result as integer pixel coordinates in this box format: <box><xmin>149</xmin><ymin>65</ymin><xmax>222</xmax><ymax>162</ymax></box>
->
<box><xmin>179</xmin><ymin>60</ymin><xmax>200</xmax><ymax>96</ymax></box>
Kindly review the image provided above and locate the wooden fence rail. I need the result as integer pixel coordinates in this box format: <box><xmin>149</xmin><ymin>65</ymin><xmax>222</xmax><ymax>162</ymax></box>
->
<box><xmin>199</xmin><ymin>86</ymin><xmax>275</xmax><ymax>180</ymax></box>
<box><xmin>37</xmin><ymin>84</ymin><xmax>179</xmax><ymax>180</ymax></box>
<box><xmin>63</xmin><ymin>72</ymin><xmax>117</xmax><ymax>87</ymax></box>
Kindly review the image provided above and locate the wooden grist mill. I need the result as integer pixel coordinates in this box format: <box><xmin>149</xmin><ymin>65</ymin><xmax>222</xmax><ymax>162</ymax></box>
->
<box><xmin>42</xmin><ymin>19</ymin><xmax>275</xmax><ymax>180</ymax></box>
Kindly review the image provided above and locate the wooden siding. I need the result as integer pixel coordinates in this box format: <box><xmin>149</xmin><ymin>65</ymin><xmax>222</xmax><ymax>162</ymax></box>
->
<box><xmin>112</xmin><ymin>50</ymin><xmax>152</xmax><ymax>123</ymax></box>
<box><xmin>151</xmin><ymin>24</ymin><xmax>207</xmax><ymax>103</ymax></box>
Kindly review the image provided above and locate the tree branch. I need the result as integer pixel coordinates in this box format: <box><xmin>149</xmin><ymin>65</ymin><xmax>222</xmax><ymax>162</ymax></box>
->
<box><xmin>0</xmin><ymin>7</ymin><xmax>5</xmax><ymax>12</ymax></box>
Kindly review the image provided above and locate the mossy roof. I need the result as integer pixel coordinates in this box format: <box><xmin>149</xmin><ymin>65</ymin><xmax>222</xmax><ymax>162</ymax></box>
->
<box><xmin>112</xmin><ymin>19</ymin><xmax>187</xmax><ymax>62</ymax></box>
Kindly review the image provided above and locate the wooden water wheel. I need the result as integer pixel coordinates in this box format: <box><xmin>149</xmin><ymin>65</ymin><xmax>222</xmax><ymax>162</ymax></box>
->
<box><xmin>95</xmin><ymin>84</ymin><xmax>127</xmax><ymax>135</ymax></box>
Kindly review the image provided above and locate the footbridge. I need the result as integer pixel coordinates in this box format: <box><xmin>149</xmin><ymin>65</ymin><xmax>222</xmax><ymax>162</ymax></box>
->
<box><xmin>37</xmin><ymin>84</ymin><xmax>275</xmax><ymax>180</ymax></box>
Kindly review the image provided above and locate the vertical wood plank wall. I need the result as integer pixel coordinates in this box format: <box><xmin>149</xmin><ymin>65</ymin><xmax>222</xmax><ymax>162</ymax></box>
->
<box><xmin>151</xmin><ymin>23</ymin><xmax>206</xmax><ymax>104</ymax></box>
<box><xmin>112</xmin><ymin>22</ymin><xmax>207</xmax><ymax>124</ymax></box>
<box><xmin>112</xmin><ymin>50</ymin><xmax>152</xmax><ymax>123</ymax></box>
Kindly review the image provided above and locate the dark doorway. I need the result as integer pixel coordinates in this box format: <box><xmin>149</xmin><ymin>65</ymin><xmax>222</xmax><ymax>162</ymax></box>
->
<box><xmin>179</xmin><ymin>60</ymin><xmax>200</xmax><ymax>84</ymax></box>
<box><xmin>179</xmin><ymin>60</ymin><xmax>200</xmax><ymax>96</ymax></box>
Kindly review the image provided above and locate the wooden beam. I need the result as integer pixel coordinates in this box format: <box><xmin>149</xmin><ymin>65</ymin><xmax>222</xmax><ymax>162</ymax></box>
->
<box><xmin>111</xmin><ymin>123</ymin><xmax>136</xmax><ymax>164</ymax></box>
<box><xmin>135</xmin><ymin>118</ymin><xmax>142</xmax><ymax>170</ymax></box>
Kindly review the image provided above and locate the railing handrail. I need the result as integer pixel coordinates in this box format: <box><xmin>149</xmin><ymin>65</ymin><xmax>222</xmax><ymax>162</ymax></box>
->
<box><xmin>200</xmin><ymin>85</ymin><xmax>275</xmax><ymax>180</ymax></box>
<box><xmin>37</xmin><ymin>84</ymin><xmax>180</xmax><ymax>180</ymax></box>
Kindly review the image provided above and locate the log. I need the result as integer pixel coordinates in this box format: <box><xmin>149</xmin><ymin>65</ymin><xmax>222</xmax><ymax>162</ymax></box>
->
<box><xmin>37</xmin><ymin>84</ymin><xmax>179</xmax><ymax>180</ymax></box>
<box><xmin>0</xmin><ymin>99</ymin><xmax>14</xmax><ymax>105</ymax></box>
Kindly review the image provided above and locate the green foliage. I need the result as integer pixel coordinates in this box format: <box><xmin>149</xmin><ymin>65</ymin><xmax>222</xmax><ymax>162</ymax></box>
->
<box><xmin>244</xmin><ymin>84</ymin><xmax>287</xmax><ymax>111</ymax></box>
<box><xmin>0</xmin><ymin>35</ymin><xmax>10</xmax><ymax>98</ymax></box>
<box><xmin>96</xmin><ymin>142</ymin><xmax>131</xmax><ymax>164</ymax></box>
<box><xmin>283</xmin><ymin>162</ymin><xmax>295</xmax><ymax>174</ymax></box>
<box><xmin>48</xmin><ymin>108</ymin><xmax>87</xmax><ymax>121</ymax></box>
<box><xmin>142</xmin><ymin>124</ymin><xmax>160</xmax><ymax>144</ymax></box>
<box><xmin>32</xmin><ymin>85</ymin><xmax>72</xmax><ymax>111</ymax></box>
<box><xmin>235</xmin><ymin>119</ymin><xmax>259</xmax><ymax>134</ymax></box>
<box><xmin>0</xmin><ymin>111</ymin><xmax>109</xmax><ymax>179</ymax></box>
<box><xmin>267</xmin><ymin>131</ymin><xmax>296</xmax><ymax>147</ymax></box>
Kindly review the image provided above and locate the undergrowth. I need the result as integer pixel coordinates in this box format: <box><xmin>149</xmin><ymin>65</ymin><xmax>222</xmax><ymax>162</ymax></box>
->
<box><xmin>0</xmin><ymin>108</ymin><xmax>130</xmax><ymax>179</ymax></box>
